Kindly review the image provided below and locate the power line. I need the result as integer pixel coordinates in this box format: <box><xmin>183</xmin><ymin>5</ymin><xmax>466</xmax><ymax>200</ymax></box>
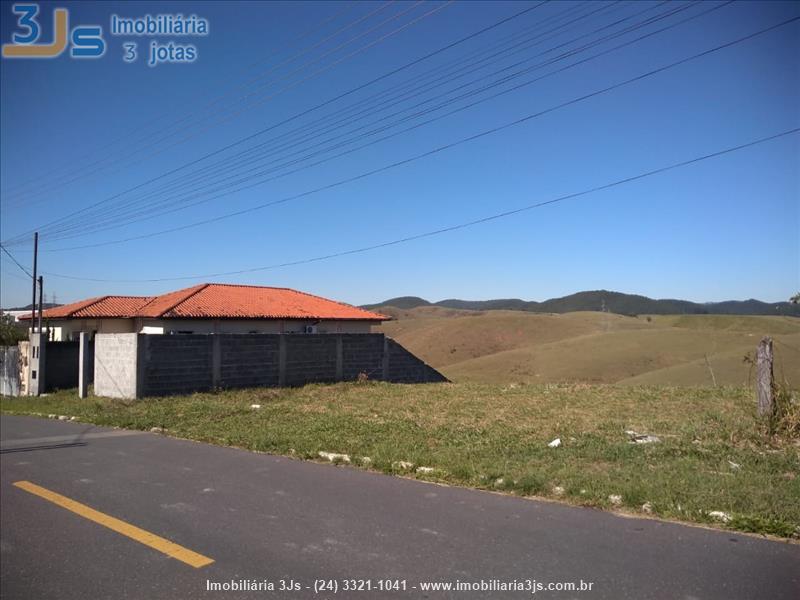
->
<box><xmin>0</xmin><ymin>1</ymin><xmax>402</xmax><ymax>206</ymax></box>
<box><xmin>95</xmin><ymin>1</ymin><xmax>685</xmax><ymax>227</ymax></box>
<box><xmin>0</xmin><ymin>265</ymin><xmax>32</xmax><ymax>283</ymax></box>
<box><xmin>2</xmin><ymin>0</ymin><xmax>449</xmax><ymax>208</ymax></box>
<box><xmin>15</xmin><ymin>0</ymin><xmax>455</xmax><ymax>232</ymax></box>
<box><xmin>10</xmin><ymin>1</ymin><xmax>703</xmax><ymax>246</ymax></box>
<box><xmin>0</xmin><ymin>1</ymin><xmax>359</xmax><ymax>200</ymax></box>
<box><xmin>1</xmin><ymin>1</ymin><xmax>543</xmax><ymax>248</ymax></box>
<box><xmin>39</xmin><ymin>1</ymin><xmax>630</xmax><ymax>237</ymax></box>
<box><xmin>40</xmin><ymin>127</ymin><xmax>799</xmax><ymax>283</ymax></box>
<box><xmin>32</xmin><ymin>0</ymin><xmax>634</xmax><ymax>241</ymax></box>
<box><xmin>0</xmin><ymin>245</ymin><xmax>33</xmax><ymax>279</ymax></box>
<box><xmin>36</xmin><ymin>8</ymin><xmax>792</xmax><ymax>252</ymax></box>
<box><xmin>125</xmin><ymin>2</ymin><xmax>605</xmax><ymax>196</ymax></box>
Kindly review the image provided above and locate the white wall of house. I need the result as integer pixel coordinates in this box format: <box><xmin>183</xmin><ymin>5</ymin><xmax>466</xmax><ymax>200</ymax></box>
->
<box><xmin>45</xmin><ymin>318</ymin><xmax>376</xmax><ymax>338</ymax></box>
<box><xmin>46</xmin><ymin>318</ymin><xmax>135</xmax><ymax>341</ymax></box>
<box><xmin>136</xmin><ymin>318</ymin><xmax>375</xmax><ymax>334</ymax></box>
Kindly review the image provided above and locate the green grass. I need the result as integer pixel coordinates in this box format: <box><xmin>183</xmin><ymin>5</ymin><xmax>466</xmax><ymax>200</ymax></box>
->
<box><xmin>3</xmin><ymin>382</ymin><xmax>798</xmax><ymax>538</ymax></box>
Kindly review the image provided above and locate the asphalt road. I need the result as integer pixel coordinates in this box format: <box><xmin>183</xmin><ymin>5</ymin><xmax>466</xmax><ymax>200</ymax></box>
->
<box><xmin>1</xmin><ymin>415</ymin><xmax>798</xmax><ymax>600</ymax></box>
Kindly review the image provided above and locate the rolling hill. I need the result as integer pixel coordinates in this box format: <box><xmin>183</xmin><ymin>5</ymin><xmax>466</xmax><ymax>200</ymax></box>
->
<box><xmin>376</xmin><ymin>310</ymin><xmax>800</xmax><ymax>387</ymax></box>
<box><xmin>364</xmin><ymin>290</ymin><xmax>800</xmax><ymax>317</ymax></box>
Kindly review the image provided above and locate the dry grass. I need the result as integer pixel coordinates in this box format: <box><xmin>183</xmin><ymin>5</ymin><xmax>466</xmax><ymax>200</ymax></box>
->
<box><xmin>378</xmin><ymin>311</ymin><xmax>800</xmax><ymax>387</ymax></box>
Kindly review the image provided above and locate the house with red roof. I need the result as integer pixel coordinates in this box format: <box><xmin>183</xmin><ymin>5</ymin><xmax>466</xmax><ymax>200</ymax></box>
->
<box><xmin>25</xmin><ymin>283</ymin><xmax>388</xmax><ymax>341</ymax></box>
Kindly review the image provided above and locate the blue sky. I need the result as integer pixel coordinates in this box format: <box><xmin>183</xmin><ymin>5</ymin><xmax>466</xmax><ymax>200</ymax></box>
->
<box><xmin>1</xmin><ymin>0</ymin><xmax>798</xmax><ymax>308</ymax></box>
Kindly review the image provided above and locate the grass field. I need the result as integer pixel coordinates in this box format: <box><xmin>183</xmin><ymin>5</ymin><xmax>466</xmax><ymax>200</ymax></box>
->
<box><xmin>377</xmin><ymin>310</ymin><xmax>800</xmax><ymax>387</ymax></box>
<box><xmin>2</xmin><ymin>382</ymin><xmax>798</xmax><ymax>538</ymax></box>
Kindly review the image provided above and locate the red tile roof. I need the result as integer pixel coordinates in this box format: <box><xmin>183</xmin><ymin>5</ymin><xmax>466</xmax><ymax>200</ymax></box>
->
<box><xmin>24</xmin><ymin>284</ymin><xmax>387</xmax><ymax>321</ymax></box>
<box><xmin>137</xmin><ymin>284</ymin><xmax>206</xmax><ymax>318</ymax></box>
<box><xmin>34</xmin><ymin>296</ymin><xmax>154</xmax><ymax>319</ymax></box>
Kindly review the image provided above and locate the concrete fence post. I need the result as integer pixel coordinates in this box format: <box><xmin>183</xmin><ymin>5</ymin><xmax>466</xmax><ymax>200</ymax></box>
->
<box><xmin>28</xmin><ymin>332</ymin><xmax>46</xmax><ymax>396</ymax></box>
<box><xmin>135</xmin><ymin>334</ymin><xmax>146</xmax><ymax>399</ymax></box>
<box><xmin>278</xmin><ymin>335</ymin><xmax>287</xmax><ymax>387</ymax></box>
<box><xmin>335</xmin><ymin>335</ymin><xmax>343</xmax><ymax>381</ymax></box>
<box><xmin>211</xmin><ymin>335</ymin><xmax>221</xmax><ymax>389</ymax></box>
<box><xmin>78</xmin><ymin>332</ymin><xmax>90</xmax><ymax>398</ymax></box>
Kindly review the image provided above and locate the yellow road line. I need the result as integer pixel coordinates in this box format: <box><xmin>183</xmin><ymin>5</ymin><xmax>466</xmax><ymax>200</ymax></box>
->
<box><xmin>13</xmin><ymin>481</ymin><xmax>214</xmax><ymax>568</ymax></box>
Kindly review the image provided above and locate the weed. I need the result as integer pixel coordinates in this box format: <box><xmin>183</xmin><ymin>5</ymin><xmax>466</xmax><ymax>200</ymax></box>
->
<box><xmin>770</xmin><ymin>381</ymin><xmax>800</xmax><ymax>437</ymax></box>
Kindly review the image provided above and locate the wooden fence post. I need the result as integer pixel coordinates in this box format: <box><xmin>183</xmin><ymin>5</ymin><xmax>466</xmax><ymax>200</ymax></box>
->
<box><xmin>756</xmin><ymin>336</ymin><xmax>774</xmax><ymax>417</ymax></box>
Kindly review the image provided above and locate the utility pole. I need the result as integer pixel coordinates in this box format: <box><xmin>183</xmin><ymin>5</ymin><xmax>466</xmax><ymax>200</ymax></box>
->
<box><xmin>37</xmin><ymin>276</ymin><xmax>44</xmax><ymax>335</ymax></box>
<box><xmin>31</xmin><ymin>232</ymin><xmax>38</xmax><ymax>331</ymax></box>
<box><xmin>28</xmin><ymin>233</ymin><xmax>46</xmax><ymax>396</ymax></box>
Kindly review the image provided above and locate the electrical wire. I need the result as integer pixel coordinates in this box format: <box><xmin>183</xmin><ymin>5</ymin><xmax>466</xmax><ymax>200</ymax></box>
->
<box><xmin>1</xmin><ymin>1</ymin><xmax>544</xmax><ymax>247</ymax></box>
<box><xmin>2</xmin><ymin>1</ymin><xmax>450</xmax><ymax>207</ymax></box>
<box><xmin>0</xmin><ymin>246</ymin><xmax>33</xmax><ymax>279</ymax></box>
<box><xmin>0</xmin><ymin>1</ymin><xmax>359</xmax><ymax>199</ymax></box>
<box><xmin>35</xmin><ymin>1</ymin><xmax>766</xmax><ymax>250</ymax></box>
<box><xmin>39</xmin><ymin>127</ymin><xmax>799</xmax><ymax>283</ymax></box>
<box><xmin>42</xmin><ymin>1</ymin><xmax>623</xmax><ymax>234</ymax></box>
<box><xmin>31</xmin><ymin>0</ymin><xmax>625</xmax><ymax>240</ymax></box>
<box><xmin>9</xmin><ymin>5</ymin><xmax>700</xmax><ymax>246</ymax></box>
<box><xmin>0</xmin><ymin>1</ymin><xmax>397</xmax><ymax>204</ymax></box>
<box><xmin>84</xmin><ymin>0</ymin><xmax>682</xmax><ymax>231</ymax></box>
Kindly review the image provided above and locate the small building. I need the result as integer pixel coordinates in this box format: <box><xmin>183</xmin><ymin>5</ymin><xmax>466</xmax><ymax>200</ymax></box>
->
<box><xmin>1</xmin><ymin>310</ymin><xmax>31</xmax><ymax>323</ymax></box>
<box><xmin>23</xmin><ymin>283</ymin><xmax>387</xmax><ymax>340</ymax></box>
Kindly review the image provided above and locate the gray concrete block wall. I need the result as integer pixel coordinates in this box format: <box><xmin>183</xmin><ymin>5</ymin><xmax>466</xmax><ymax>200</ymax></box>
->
<box><xmin>44</xmin><ymin>341</ymin><xmax>79</xmax><ymax>392</ymax></box>
<box><xmin>42</xmin><ymin>341</ymin><xmax>94</xmax><ymax>392</ymax></box>
<box><xmin>95</xmin><ymin>333</ymin><xmax>447</xmax><ymax>399</ymax></box>
<box><xmin>386</xmin><ymin>338</ymin><xmax>449</xmax><ymax>383</ymax></box>
<box><xmin>141</xmin><ymin>335</ymin><xmax>212</xmax><ymax>397</ymax></box>
<box><xmin>94</xmin><ymin>334</ymin><xmax>139</xmax><ymax>399</ymax></box>
<box><xmin>284</xmin><ymin>335</ymin><xmax>338</xmax><ymax>385</ymax></box>
<box><xmin>219</xmin><ymin>335</ymin><xmax>280</xmax><ymax>388</ymax></box>
<box><xmin>341</xmin><ymin>334</ymin><xmax>385</xmax><ymax>380</ymax></box>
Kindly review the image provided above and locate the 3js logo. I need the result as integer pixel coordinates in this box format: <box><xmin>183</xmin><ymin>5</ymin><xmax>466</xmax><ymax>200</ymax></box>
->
<box><xmin>2</xmin><ymin>4</ymin><xmax>105</xmax><ymax>59</ymax></box>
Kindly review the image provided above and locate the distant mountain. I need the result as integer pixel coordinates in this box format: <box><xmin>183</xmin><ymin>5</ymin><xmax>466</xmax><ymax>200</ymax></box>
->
<box><xmin>435</xmin><ymin>298</ymin><xmax>532</xmax><ymax>311</ymax></box>
<box><xmin>363</xmin><ymin>290</ymin><xmax>800</xmax><ymax>317</ymax></box>
<box><xmin>371</xmin><ymin>296</ymin><xmax>432</xmax><ymax>310</ymax></box>
<box><xmin>3</xmin><ymin>303</ymin><xmax>61</xmax><ymax>311</ymax></box>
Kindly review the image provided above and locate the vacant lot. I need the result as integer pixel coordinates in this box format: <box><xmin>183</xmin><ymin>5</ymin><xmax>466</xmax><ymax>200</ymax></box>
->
<box><xmin>377</xmin><ymin>310</ymin><xmax>800</xmax><ymax>386</ymax></box>
<box><xmin>2</xmin><ymin>382</ymin><xmax>798</xmax><ymax>538</ymax></box>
